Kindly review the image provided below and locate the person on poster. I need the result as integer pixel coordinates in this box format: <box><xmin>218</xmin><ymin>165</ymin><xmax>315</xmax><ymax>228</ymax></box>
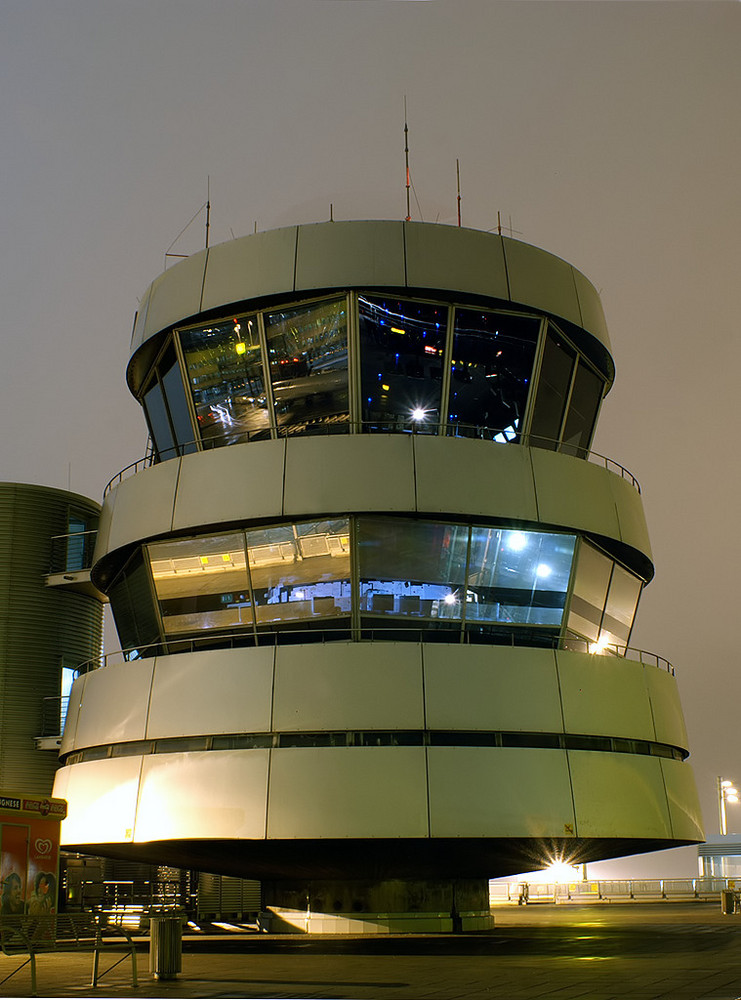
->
<box><xmin>25</xmin><ymin>872</ymin><xmax>55</xmax><ymax>916</ymax></box>
<box><xmin>1</xmin><ymin>873</ymin><xmax>24</xmax><ymax>915</ymax></box>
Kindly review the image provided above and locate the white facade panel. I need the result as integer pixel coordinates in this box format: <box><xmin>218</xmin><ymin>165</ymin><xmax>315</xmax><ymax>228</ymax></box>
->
<box><xmin>56</xmin><ymin>757</ymin><xmax>142</xmax><ymax>845</ymax></box>
<box><xmin>428</xmin><ymin>747</ymin><xmax>575</xmax><ymax>838</ymax></box>
<box><xmin>73</xmin><ymin>660</ymin><xmax>153</xmax><ymax>749</ymax></box>
<box><xmin>531</xmin><ymin>448</ymin><xmax>621</xmax><ymax>541</ymax></box>
<box><xmin>172</xmin><ymin>439</ymin><xmax>286</xmax><ymax>530</ymax></box>
<box><xmin>609</xmin><ymin>472</ymin><xmax>653</xmax><ymax>563</ymax></box>
<box><xmin>423</xmin><ymin>645</ymin><xmax>563</xmax><ymax>733</ymax></box>
<box><xmin>644</xmin><ymin>666</ymin><xmax>690</xmax><ymax>748</ymax></box>
<box><xmin>283</xmin><ymin>434</ymin><xmax>415</xmax><ymax>516</ymax></box>
<box><xmin>295</xmin><ymin>221</ymin><xmax>405</xmax><ymax>290</ymax></box>
<box><xmin>572</xmin><ymin>267</ymin><xmax>611</xmax><ymax>353</ymax></box>
<box><xmin>140</xmin><ymin>251</ymin><xmax>207</xmax><ymax>351</ymax></box>
<box><xmin>557</xmin><ymin>652</ymin><xmax>656</xmax><ymax>741</ymax></box>
<box><xmin>413</xmin><ymin>437</ymin><xmax>539</xmax><ymax>521</ymax></box>
<box><xmin>503</xmin><ymin>238</ymin><xmax>583</xmax><ymax>331</ymax></box>
<box><xmin>404</xmin><ymin>223</ymin><xmax>509</xmax><ymax>301</ymax></box>
<box><xmin>134</xmin><ymin>750</ymin><xmax>270</xmax><ymax>841</ymax></box>
<box><xmin>201</xmin><ymin>227</ymin><xmax>298</xmax><ymax>314</ymax></box>
<box><xmin>267</xmin><ymin>748</ymin><xmax>429</xmax><ymax>839</ymax></box>
<box><xmin>569</xmin><ymin>752</ymin><xmax>672</xmax><ymax>839</ymax></box>
<box><xmin>59</xmin><ymin>673</ymin><xmax>86</xmax><ymax>756</ymax></box>
<box><xmin>660</xmin><ymin>758</ymin><xmax>704</xmax><ymax>842</ymax></box>
<box><xmin>105</xmin><ymin>460</ymin><xmax>179</xmax><ymax>553</ymax></box>
<box><xmin>146</xmin><ymin>647</ymin><xmax>275</xmax><ymax>740</ymax></box>
<box><xmin>272</xmin><ymin>642</ymin><xmax>424</xmax><ymax>732</ymax></box>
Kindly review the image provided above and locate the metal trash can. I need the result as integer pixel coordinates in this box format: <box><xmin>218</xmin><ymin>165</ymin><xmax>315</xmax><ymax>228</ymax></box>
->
<box><xmin>149</xmin><ymin>912</ymin><xmax>183</xmax><ymax>980</ymax></box>
<box><xmin>721</xmin><ymin>890</ymin><xmax>736</xmax><ymax>915</ymax></box>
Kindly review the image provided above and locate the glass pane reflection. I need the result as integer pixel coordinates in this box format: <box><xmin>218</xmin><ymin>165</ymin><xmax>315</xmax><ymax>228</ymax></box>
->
<box><xmin>359</xmin><ymin>296</ymin><xmax>447</xmax><ymax>431</ymax></box>
<box><xmin>467</xmin><ymin>528</ymin><xmax>575</xmax><ymax>625</ymax></box>
<box><xmin>359</xmin><ymin>519</ymin><xmax>469</xmax><ymax>619</ymax></box>
<box><xmin>265</xmin><ymin>298</ymin><xmax>348</xmax><ymax>435</ymax></box>
<box><xmin>246</xmin><ymin>518</ymin><xmax>351</xmax><ymax>624</ymax></box>
<box><xmin>449</xmin><ymin>309</ymin><xmax>539</xmax><ymax>439</ymax></box>
<box><xmin>180</xmin><ymin>315</ymin><xmax>269</xmax><ymax>447</ymax></box>
<box><xmin>148</xmin><ymin>533</ymin><xmax>252</xmax><ymax>634</ymax></box>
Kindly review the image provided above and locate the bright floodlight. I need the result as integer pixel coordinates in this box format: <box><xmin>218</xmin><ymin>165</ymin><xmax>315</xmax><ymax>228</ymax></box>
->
<box><xmin>535</xmin><ymin>563</ymin><xmax>552</xmax><ymax>578</ymax></box>
<box><xmin>411</xmin><ymin>407</ymin><xmax>427</xmax><ymax>422</ymax></box>
<box><xmin>507</xmin><ymin>531</ymin><xmax>527</xmax><ymax>551</ymax></box>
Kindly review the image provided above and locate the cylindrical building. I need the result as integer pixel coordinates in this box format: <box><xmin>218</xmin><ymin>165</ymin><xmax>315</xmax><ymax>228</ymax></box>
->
<box><xmin>53</xmin><ymin>221</ymin><xmax>702</xmax><ymax>931</ymax></box>
<box><xmin>0</xmin><ymin>483</ymin><xmax>103</xmax><ymax>794</ymax></box>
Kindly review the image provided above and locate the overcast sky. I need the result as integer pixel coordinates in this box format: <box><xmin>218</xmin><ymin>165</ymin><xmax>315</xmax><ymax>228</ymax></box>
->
<box><xmin>1</xmin><ymin>0</ymin><xmax>738</xmax><ymax>878</ymax></box>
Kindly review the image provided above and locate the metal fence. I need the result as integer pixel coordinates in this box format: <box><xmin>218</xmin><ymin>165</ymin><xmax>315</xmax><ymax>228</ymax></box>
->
<box><xmin>71</xmin><ymin>628</ymin><xmax>674</xmax><ymax>677</ymax></box>
<box><xmin>490</xmin><ymin>877</ymin><xmax>730</xmax><ymax>905</ymax></box>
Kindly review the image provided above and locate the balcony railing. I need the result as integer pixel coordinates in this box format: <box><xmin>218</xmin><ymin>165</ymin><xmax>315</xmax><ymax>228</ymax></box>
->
<box><xmin>48</xmin><ymin>531</ymin><xmax>98</xmax><ymax>575</ymax></box>
<box><xmin>72</xmin><ymin>628</ymin><xmax>674</xmax><ymax>677</ymax></box>
<box><xmin>103</xmin><ymin>423</ymin><xmax>640</xmax><ymax>497</ymax></box>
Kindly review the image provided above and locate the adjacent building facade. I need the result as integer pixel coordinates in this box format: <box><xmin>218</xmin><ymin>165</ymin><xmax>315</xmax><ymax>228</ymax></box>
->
<box><xmin>52</xmin><ymin>221</ymin><xmax>703</xmax><ymax>930</ymax></box>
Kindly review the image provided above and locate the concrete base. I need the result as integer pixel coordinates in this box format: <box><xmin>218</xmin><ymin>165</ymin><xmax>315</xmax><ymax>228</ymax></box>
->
<box><xmin>259</xmin><ymin>878</ymin><xmax>494</xmax><ymax>934</ymax></box>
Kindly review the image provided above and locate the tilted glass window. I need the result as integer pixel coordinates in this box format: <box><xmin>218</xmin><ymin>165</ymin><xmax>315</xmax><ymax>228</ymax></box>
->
<box><xmin>529</xmin><ymin>326</ymin><xmax>576</xmax><ymax>449</ymax></box>
<box><xmin>142</xmin><ymin>378</ymin><xmax>176</xmax><ymax>460</ymax></box>
<box><xmin>179</xmin><ymin>314</ymin><xmax>269</xmax><ymax>447</ymax></box>
<box><xmin>466</xmin><ymin>528</ymin><xmax>575</xmax><ymax>626</ymax></box>
<box><xmin>246</xmin><ymin>518</ymin><xmax>351</xmax><ymax>625</ymax></box>
<box><xmin>358</xmin><ymin>519</ymin><xmax>469</xmax><ymax>620</ymax></box>
<box><xmin>601</xmin><ymin>563</ymin><xmax>642</xmax><ymax>647</ymax></box>
<box><xmin>148</xmin><ymin>532</ymin><xmax>252</xmax><ymax>635</ymax></box>
<box><xmin>448</xmin><ymin>309</ymin><xmax>539</xmax><ymax>439</ymax></box>
<box><xmin>264</xmin><ymin>298</ymin><xmax>348</xmax><ymax>436</ymax></box>
<box><xmin>560</xmin><ymin>360</ymin><xmax>603</xmax><ymax>458</ymax></box>
<box><xmin>108</xmin><ymin>550</ymin><xmax>160</xmax><ymax>654</ymax></box>
<box><xmin>359</xmin><ymin>296</ymin><xmax>447</xmax><ymax>431</ymax></box>
<box><xmin>567</xmin><ymin>541</ymin><xmax>642</xmax><ymax>648</ymax></box>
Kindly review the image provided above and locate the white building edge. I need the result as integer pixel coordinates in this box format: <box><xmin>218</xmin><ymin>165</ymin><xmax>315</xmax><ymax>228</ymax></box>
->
<box><xmin>53</xmin><ymin>220</ymin><xmax>702</xmax><ymax>932</ymax></box>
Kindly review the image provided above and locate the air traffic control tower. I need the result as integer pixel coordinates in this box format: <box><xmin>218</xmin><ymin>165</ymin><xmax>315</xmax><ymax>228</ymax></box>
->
<box><xmin>54</xmin><ymin>221</ymin><xmax>702</xmax><ymax>932</ymax></box>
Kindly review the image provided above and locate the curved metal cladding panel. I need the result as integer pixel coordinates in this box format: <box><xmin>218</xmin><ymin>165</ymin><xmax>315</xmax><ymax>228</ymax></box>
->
<box><xmin>0</xmin><ymin>483</ymin><xmax>103</xmax><ymax>794</ymax></box>
<box><xmin>54</xmin><ymin>642</ymin><xmax>702</xmax><ymax>870</ymax></box>
<box><xmin>92</xmin><ymin>435</ymin><xmax>652</xmax><ymax>582</ymax></box>
<box><xmin>127</xmin><ymin>221</ymin><xmax>612</xmax><ymax>395</ymax></box>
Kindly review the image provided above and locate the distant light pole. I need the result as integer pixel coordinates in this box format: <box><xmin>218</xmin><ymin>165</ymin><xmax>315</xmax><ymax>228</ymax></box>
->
<box><xmin>718</xmin><ymin>777</ymin><xmax>739</xmax><ymax>835</ymax></box>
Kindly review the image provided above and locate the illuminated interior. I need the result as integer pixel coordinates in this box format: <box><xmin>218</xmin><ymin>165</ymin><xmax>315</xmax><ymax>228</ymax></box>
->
<box><xmin>137</xmin><ymin>293</ymin><xmax>606</xmax><ymax>460</ymax></box>
<box><xmin>103</xmin><ymin>519</ymin><xmax>643</xmax><ymax>655</ymax></box>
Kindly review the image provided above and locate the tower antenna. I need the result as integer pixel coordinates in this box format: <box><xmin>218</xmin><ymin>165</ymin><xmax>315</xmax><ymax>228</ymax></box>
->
<box><xmin>456</xmin><ymin>159</ymin><xmax>462</xmax><ymax>228</ymax></box>
<box><xmin>205</xmin><ymin>176</ymin><xmax>211</xmax><ymax>249</ymax></box>
<box><xmin>404</xmin><ymin>97</ymin><xmax>411</xmax><ymax>222</ymax></box>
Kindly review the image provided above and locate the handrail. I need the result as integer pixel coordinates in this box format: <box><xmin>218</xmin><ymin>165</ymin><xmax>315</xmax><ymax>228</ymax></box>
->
<box><xmin>72</xmin><ymin>628</ymin><xmax>673</xmax><ymax>677</ymax></box>
<box><xmin>103</xmin><ymin>423</ymin><xmax>640</xmax><ymax>497</ymax></box>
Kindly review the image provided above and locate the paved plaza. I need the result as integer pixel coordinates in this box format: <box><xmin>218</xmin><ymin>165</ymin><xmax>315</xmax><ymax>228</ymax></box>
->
<box><xmin>3</xmin><ymin>902</ymin><xmax>741</xmax><ymax>1000</ymax></box>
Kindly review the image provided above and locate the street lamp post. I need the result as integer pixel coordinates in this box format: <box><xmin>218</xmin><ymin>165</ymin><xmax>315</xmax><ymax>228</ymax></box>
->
<box><xmin>717</xmin><ymin>776</ymin><xmax>739</xmax><ymax>835</ymax></box>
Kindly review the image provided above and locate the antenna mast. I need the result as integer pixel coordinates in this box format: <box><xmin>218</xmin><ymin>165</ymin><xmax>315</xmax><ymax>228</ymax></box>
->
<box><xmin>205</xmin><ymin>176</ymin><xmax>211</xmax><ymax>249</ymax></box>
<box><xmin>456</xmin><ymin>159</ymin><xmax>462</xmax><ymax>227</ymax></box>
<box><xmin>404</xmin><ymin>97</ymin><xmax>411</xmax><ymax>222</ymax></box>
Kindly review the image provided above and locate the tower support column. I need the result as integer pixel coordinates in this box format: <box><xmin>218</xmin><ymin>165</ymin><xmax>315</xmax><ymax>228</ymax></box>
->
<box><xmin>260</xmin><ymin>878</ymin><xmax>494</xmax><ymax>934</ymax></box>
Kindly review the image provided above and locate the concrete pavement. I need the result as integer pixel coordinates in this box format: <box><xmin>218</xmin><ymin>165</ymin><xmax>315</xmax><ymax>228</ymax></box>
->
<box><xmin>3</xmin><ymin>902</ymin><xmax>741</xmax><ymax>1000</ymax></box>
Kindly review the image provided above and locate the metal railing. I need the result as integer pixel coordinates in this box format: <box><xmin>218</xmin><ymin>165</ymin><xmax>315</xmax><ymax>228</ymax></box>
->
<box><xmin>103</xmin><ymin>422</ymin><xmax>640</xmax><ymax>497</ymax></box>
<box><xmin>48</xmin><ymin>530</ymin><xmax>98</xmax><ymax>574</ymax></box>
<box><xmin>490</xmin><ymin>878</ymin><xmax>729</xmax><ymax>905</ymax></box>
<box><xmin>72</xmin><ymin>627</ymin><xmax>674</xmax><ymax>677</ymax></box>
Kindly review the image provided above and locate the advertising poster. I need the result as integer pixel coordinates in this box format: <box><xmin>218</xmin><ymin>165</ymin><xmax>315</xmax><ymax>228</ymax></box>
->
<box><xmin>0</xmin><ymin>793</ymin><xmax>66</xmax><ymax>917</ymax></box>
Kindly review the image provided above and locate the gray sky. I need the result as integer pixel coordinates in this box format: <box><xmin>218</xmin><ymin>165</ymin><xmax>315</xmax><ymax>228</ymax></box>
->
<box><xmin>1</xmin><ymin>0</ymin><xmax>739</xmax><ymax>877</ymax></box>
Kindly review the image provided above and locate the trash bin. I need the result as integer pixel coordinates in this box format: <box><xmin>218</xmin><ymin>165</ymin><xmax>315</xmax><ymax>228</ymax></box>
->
<box><xmin>149</xmin><ymin>912</ymin><xmax>183</xmax><ymax>980</ymax></box>
<box><xmin>721</xmin><ymin>890</ymin><xmax>736</xmax><ymax>915</ymax></box>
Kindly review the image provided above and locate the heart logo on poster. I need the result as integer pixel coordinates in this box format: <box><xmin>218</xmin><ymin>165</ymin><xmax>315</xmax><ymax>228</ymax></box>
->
<box><xmin>34</xmin><ymin>839</ymin><xmax>52</xmax><ymax>856</ymax></box>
